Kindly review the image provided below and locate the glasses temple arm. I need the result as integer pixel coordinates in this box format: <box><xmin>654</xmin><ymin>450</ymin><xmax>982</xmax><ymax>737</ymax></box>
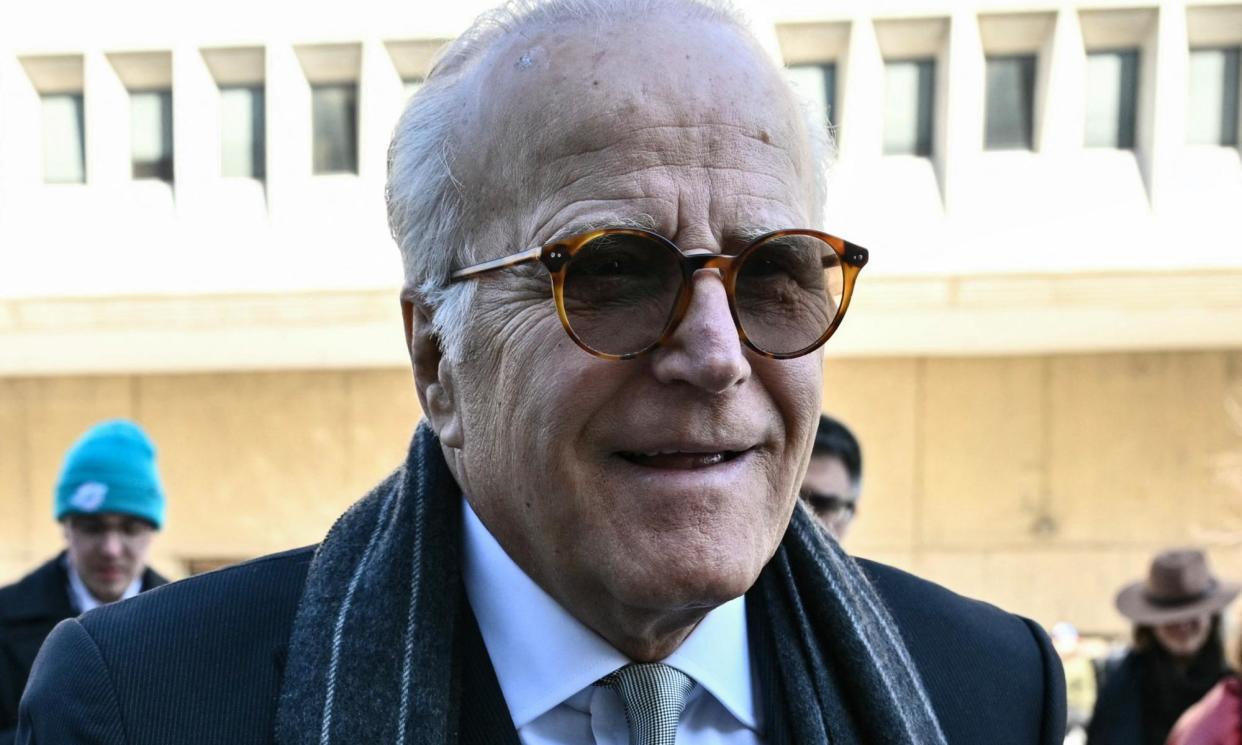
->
<box><xmin>450</xmin><ymin>246</ymin><xmax>544</xmax><ymax>282</ymax></box>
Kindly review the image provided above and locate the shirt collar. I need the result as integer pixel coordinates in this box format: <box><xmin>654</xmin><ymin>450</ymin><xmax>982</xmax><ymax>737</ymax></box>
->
<box><xmin>461</xmin><ymin>497</ymin><xmax>760</xmax><ymax>731</ymax></box>
<box><xmin>64</xmin><ymin>555</ymin><xmax>141</xmax><ymax>614</ymax></box>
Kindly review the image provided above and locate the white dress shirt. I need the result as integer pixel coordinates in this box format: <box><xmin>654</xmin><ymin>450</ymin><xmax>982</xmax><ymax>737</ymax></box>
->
<box><xmin>462</xmin><ymin>498</ymin><xmax>764</xmax><ymax>745</ymax></box>
<box><xmin>65</xmin><ymin>556</ymin><xmax>141</xmax><ymax>613</ymax></box>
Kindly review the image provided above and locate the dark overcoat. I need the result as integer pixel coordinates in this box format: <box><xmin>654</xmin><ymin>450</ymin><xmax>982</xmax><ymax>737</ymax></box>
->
<box><xmin>1085</xmin><ymin>651</ymin><xmax>1144</xmax><ymax>745</ymax></box>
<box><xmin>0</xmin><ymin>553</ymin><xmax>166</xmax><ymax>745</ymax></box>
<box><xmin>1087</xmin><ymin>644</ymin><xmax>1235</xmax><ymax>745</ymax></box>
<box><xmin>15</xmin><ymin>545</ymin><xmax>1065</xmax><ymax>744</ymax></box>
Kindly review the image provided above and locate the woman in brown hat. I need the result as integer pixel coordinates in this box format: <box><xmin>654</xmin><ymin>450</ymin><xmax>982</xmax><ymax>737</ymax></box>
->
<box><xmin>1086</xmin><ymin>549</ymin><xmax>1240</xmax><ymax>745</ymax></box>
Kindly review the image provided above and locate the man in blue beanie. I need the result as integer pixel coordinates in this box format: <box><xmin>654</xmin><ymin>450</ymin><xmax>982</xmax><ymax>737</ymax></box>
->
<box><xmin>0</xmin><ymin>419</ymin><xmax>168</xmax><ymax>744</ymax></box>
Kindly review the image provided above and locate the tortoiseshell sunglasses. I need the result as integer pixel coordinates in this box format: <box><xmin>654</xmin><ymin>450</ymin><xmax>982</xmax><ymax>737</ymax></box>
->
<box><xmin>450</xmin><ymin>228</ymin><xmax>869</xmax><ymax>360</ymax></box>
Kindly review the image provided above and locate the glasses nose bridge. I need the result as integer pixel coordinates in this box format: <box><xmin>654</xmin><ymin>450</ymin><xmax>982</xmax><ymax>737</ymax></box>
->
<box><xmin>678</xmin><ymin>246</ymin><xmax>741</xmax><ymax>301</ymax></box>
<box><xmin>669</xmin><ymin>251</ymin><xmax>743</xmax><ymax>343</ymax></box>
<box><xmin>677</xmin><ymin>252</ymin><xmax>738</xmax><ymax>316</ymax></box>
<box><xmin>682</xmin><ymin>251</ymin><xmax>736</xmax><ymax>276</ymax></box>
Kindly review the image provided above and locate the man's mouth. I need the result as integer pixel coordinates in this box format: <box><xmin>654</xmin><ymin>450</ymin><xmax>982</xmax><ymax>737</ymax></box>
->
<box><xmin>617</xmin><ymin>449</ymin><xmax>748</xmax><ymax>469</ymax></box>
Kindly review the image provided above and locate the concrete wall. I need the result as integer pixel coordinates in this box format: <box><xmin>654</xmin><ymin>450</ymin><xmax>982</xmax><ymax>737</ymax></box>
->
<box><xmin>834</xmin><ymin>350</ymin><xmax>1242</xmax><ymax>634</ymax></box>
<box><xmin>4</xmin><ymin>349</ymin><xmax>1240</xmax><ymax>635</ymax></box>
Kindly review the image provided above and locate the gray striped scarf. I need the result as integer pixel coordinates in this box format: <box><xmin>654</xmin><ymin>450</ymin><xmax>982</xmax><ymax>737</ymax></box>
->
<box><xmin>274</xmin><ymin>423</ymin><xmax>946</xmax><ymax>744</ymax></box>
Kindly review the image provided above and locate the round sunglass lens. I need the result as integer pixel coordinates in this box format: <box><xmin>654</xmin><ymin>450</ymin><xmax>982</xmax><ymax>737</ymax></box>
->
<box><xmin>734</xmin><ymin>234</ymin><xmax>843</xmax><ymax>356</ymax></box>
<box><xmin>561</xmin><ymin>233</ymin><xmax>683</xmax><ymax>356</ymax></box>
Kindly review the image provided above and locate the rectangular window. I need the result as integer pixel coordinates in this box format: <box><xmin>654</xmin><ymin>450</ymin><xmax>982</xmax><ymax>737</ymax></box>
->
<box><xmin>985</xmin><ymin>55</ymin><xmax>1036</xmax><ymax>150</ymax></box>
<box><xmin>786</xmin><ymin>63</ymin><xmax>837</xmax><ymax>126</ymax></box>
<box><xmin>1085</xmin><ymin>50</ymin><xmax>1139</xmax><ymax>149</ymax></box>
<box><xmin>220</xmin><ymin>86</ymin><xmax>265</xmax><ymax>179</ymax></box>
<box><xmin>1187</xmin><ymin>47</ymin><xmax>1240</xmax><ymax>146</ymax></box>
<box><xmin>41</xmin><ymin>92</ymin><xmax>86</xmax><ymax>183</ymax></box>
<box><xmin>883</xmin><ymin>59</ymin><xmax>935</xmax><ymax>156</ymax></box>
<box><xmin>131</xmin><ymin>89</ymin><xmax>173</xmax><ymax>181</ymax></box>
<box><xmin>312</xmin><ymin>84</ymin><xmax>358</xmax><ymax>174</ymax></box>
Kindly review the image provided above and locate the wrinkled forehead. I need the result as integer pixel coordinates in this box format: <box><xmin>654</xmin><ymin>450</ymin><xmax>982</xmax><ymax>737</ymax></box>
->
<box><xmin>453</xmin><ymin>14</ymin><xmax>812</xmax><ymax>229</ymax></box>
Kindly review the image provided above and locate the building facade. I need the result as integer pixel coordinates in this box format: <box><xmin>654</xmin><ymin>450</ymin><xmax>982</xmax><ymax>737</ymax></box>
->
<box><xmin>1</xmin><ymin>0</ymin><xmax>1241</xmax><ymax>634</ymax></box>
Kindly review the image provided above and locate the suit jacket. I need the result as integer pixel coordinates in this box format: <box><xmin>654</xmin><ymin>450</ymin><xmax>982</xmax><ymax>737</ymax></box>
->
<box><xmin>17</xmin><ymin>546</ymin><xmax>1065</xmax><ymax>744</ymax></box>
<box><xmin>0</xmin><ymin>553</ymin><xmax>165</xmax><ymax>745</ymax></box>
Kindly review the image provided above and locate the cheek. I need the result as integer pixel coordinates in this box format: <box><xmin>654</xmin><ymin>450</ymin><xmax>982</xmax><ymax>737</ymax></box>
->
<box><xmin>69</xmin><ymin>538</ymin><xmax>94</xmax><ymax>561</ymax></box>
<box><xmin>459</xmin><ymin>309</ymin><xmax>559</xmax><ymax>432</ymax></box>
<box><xmin>466</xmin><ymin>293</ymin><xmax>625</xmax><ymax>433</ymax></box>
<box><xmin>457</xmin><ymin>312</ymin><xmax>622</xmax><ymax>503</ymax></box>
<box><xmin>757</xmin><ymin>361</ymin><xmax>822</xmax><ymax>504</ymax></box>
<box><xmin>128</xmin><ymin>537</ymin><xmax>151</xmax><ymax>561</ymax></box>
<box><xmin>1193</xmin><ymin>625</ymin><xmax>1212</xmax><ymax>647</ymax></box>
<box><xmin>760</xmin><ymin>355</ymin><xmax>822</xmax><ymax>436</ymax></box>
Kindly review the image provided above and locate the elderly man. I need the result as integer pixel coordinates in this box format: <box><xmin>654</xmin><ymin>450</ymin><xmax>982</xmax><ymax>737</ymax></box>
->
<box><xmin>18</xmin><ymin>1</ymin><xmax>1065</xmax><ymax>743</ymax></box>
<box><xmin>0</xmin><ymin>420</ymin><xmax>166</xmax><ymax>745</ymax></box>
<box><xmin>800</xmin><ymin>414</ymin><xmax>863</xmax><ymax>539</ymax></box>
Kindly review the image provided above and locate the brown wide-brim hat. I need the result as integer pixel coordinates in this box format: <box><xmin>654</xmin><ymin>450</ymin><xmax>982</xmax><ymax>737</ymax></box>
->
<box><xmin>1115</xmin><ymin>548</ymin><xmax>1242</xmax><ymax>626</ymax></box>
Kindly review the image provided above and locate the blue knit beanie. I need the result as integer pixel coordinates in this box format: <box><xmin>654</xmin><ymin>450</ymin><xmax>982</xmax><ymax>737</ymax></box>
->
<box><xmin>54</xmin><ymin>419</ymin><xmax>165</xmax><ymax>529</ymax></box>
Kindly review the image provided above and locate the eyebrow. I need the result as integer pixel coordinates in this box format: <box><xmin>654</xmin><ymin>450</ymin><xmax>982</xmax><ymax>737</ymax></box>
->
<box><xmin>731</xmin><ymin>225</ymin><xmax>779</xmax><ymax>245</ymax></box>
<box><xmin>544</xmin><ymin>215</ymin><xmax>657</xmax><ymax>244</ymax></box>
<box><xmin>545</xmin><ymin>219</ymin><xmax>781</xmax><ymax>252</ymax></box>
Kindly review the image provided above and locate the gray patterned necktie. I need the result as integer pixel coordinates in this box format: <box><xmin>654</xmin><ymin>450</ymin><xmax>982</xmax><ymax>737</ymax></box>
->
<box><xmin>598</xmin><ymin>663</ymin><xmax>696</xmax><ymax>745</ymax></box>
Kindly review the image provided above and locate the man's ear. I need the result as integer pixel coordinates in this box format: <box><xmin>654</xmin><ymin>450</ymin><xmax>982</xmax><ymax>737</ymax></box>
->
<box><xmin>401</xmin><ymin>294</ymin><xmax>464</xmax><ymax>448</ymax></box>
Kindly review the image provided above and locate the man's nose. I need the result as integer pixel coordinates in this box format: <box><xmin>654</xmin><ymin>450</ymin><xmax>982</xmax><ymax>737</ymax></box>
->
<box><xmin>99</xmin><ymin>531</ymin><xmax>124</xmax><ymax>557</ymax></box>
<box><xmin>650</xmin><ymin>271</ymin><xmax>750</xmax><ymax>393</ymax></box>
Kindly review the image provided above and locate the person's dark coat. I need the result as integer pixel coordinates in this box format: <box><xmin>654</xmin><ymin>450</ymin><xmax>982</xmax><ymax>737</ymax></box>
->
<box><xmin>16</xmin><ymin>545</ymin><xmax>1065</xmax><ymax>744</ymax></box>
<box><xmin>0</xmin><ymin>553</ymin><xmax>165</xmax><ymax>745</ymax></box>
<box><xmin>1085</xmin><ymin>650</ymin><xmax>1145</xmax><ymax>745</ymax></box>
<box><xmin>1086</xmin><ymin>645</ymin><xmax>1230</xmax><ymax>745</ymax></box>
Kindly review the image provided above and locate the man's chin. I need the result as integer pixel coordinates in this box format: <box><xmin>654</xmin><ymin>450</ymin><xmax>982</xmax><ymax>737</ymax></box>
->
<box><xmin>85</xmin><ymin>579</ymin><xmax>130</xmax><ymax>604</ymax></box>
<box><xmin>608</xmin><ymin>559</ymin><xmax>761</xmax><ymax>615</ymax></box>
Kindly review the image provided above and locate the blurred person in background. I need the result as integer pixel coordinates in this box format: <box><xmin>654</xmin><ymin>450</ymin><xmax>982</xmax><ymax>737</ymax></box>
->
<box><xmin>800</xmin><ymin>413</ymin><xmax>862</xmax><ymax>539</ymax></box>
<box><xmin>1166</xmin><ymin>597</ymin><xmax>1242</xmax><ymax>744</ymax></box>
<box><xmin>1087</xmin><ymin>549</ymin><xmax>1238</xmax><ymax>745</ymax></box>
<box><xmin>1052</xmin><ymin>621</ymin><xmax>1097</xmax><ymax>743</ymax></box>
<box><xmin>0</xmin><ymin>420</ymin><xmax>167</xmax><ymax>745</ymax></box>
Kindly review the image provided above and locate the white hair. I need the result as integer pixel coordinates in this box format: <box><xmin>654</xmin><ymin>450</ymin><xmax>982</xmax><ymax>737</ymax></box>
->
<box><xmin>385</xmin><ymin>0</ymin><xmax>833</xmax><ymax>362</ymax></box>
